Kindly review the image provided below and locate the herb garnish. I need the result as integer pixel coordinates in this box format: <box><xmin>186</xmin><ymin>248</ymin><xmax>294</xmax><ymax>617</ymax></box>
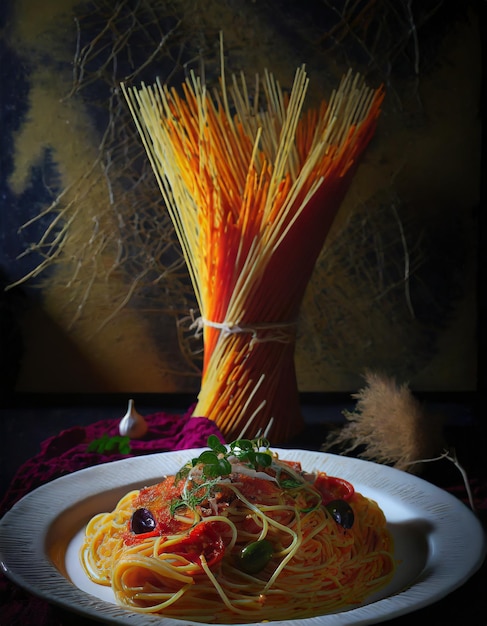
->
<box><xmin>170</xmin><ymin>435</ymin><xmax>322</xmax><ymax>516</ymax></box>
<box><xmin>170</xmin><ymin>435</ymin><xmax>272</xmax><ymax>514</ymax></box>
<box><xmin>87</xmin><ymin>434</ymin><xmax>132</xmax><ymax>455</ymax></box>
<box><xmin>191</xmin><ymin>434</ymin><xmax>272</xmax><ymax>478</ymax></box>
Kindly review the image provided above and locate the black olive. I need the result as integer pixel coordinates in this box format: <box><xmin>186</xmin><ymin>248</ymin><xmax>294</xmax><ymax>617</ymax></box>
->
<box><xmin>326</xmin><ymin>499</ymin><xmax>354</xmax><ymax>529</ymax></box>
<box><xmin>131</xmin><ymin>507</ymin><xmax>156</xmax><ymax>534</ymax></box>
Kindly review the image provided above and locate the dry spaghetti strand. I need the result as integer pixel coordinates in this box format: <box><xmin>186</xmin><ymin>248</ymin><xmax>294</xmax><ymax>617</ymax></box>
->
<box><xmin>122</xmin><ymin>53</ymin><xmax>384</xmax><ymax>442</ymax></box>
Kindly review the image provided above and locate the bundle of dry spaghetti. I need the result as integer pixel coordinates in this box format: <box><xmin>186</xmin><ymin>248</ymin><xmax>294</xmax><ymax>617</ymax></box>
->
<box><xmin>122</xmin><ymin>50</ymin><xmax>384</xmax><ymax>443</ymax></box>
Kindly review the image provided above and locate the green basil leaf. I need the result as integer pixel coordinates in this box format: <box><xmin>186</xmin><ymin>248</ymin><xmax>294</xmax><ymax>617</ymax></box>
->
<box><xmin>87</xmin><ymin>434</ymin><xmax>131</xmax><ymax>455</ymax></box>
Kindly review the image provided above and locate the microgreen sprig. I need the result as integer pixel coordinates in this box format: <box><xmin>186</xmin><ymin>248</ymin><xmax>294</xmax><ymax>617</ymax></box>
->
<box><xmin>228</xmin><ymin>437</ymin><xmax>273</xmax><ymax>471</ymax></box>
<box><xmin>191</xmin><ymin>434</ymin><xmax>272</xmax><ymax>479</ymax></box>
<box><xmin>170</xmin><ymin>435</ymin><xmax>273</xmax><ymax>513</ymax></box>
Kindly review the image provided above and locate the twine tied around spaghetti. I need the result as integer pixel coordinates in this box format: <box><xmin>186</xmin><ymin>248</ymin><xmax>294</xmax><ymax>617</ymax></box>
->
<box><xmin>184</xmin><ymin>311</ymin><xmax>297</xmax><ymax>346</ymax></box>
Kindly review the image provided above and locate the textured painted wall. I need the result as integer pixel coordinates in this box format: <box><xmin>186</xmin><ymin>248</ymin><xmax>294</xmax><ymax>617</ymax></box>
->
<box><xmin>0</xmin><ymin>0</ymin><xmax>481</xmax><ymax>393</ymax></box>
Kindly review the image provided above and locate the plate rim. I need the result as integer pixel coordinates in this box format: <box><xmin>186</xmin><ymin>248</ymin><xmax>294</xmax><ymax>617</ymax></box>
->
<box><xmin>0</xmin><ymin>448</ymin><xmax>485</xmax><ymax>626</ymax></box>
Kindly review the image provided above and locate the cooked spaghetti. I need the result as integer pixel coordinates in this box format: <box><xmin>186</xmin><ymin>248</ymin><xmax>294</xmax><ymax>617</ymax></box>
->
<box><xmin>80</xmin><ymin>438</ymin><xmax>395</xmax><ymax>622</ymax></box>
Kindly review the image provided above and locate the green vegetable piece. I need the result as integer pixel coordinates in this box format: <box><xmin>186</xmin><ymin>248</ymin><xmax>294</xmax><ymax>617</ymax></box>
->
<box><xmin>238</xmin><ymin>539</ymin><xmax>274</xmax><ymax>574</ymax></box>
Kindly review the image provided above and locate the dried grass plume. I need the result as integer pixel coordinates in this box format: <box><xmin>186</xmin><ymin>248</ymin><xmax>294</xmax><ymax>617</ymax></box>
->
<box><xmin>323</xmin><ymin>371</ymin><xmax>445</xmax><ymax>473</ymax></box>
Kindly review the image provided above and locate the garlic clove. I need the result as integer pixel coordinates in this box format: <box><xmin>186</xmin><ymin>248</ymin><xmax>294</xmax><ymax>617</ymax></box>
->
<box><xmin>119</xmin><ymin>399</ymin><xmax>148</xmax><ymax>439</ymax></box>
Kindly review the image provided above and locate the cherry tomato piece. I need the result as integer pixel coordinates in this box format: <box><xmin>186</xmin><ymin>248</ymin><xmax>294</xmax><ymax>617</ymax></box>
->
<box><xmin>171</xmin><ymin>522</ymin><xmax>225</xmax><ymax>569</ymax></box>
<box><xmin>314</xmin><ymin>472</ymin><xmax>354</xmax><ymax>505</ymax></box>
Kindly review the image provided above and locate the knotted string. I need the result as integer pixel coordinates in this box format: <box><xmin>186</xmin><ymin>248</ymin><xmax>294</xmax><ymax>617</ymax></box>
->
<box><xmin>183</xmin><ymin>311</ymin><xmax>297</xmax><ymax>345</ymax></box>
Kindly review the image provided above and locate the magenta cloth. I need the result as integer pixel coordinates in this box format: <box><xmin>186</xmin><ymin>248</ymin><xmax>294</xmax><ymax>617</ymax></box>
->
<box><xmin>0</xmin><ymin>408</ymin><xmax>223</xmax><ymax>626</ymax></box>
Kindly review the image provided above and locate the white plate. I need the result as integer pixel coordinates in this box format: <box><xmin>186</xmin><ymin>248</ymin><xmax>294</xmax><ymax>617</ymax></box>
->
<box><xmin>0</xmin><ymin>448</ymin><xmax>485</xmax><ymax>625</ymax></box>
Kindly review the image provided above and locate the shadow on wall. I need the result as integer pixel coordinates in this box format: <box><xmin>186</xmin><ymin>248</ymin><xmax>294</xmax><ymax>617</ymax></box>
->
<box><xmin>0</xmin><ymin>270</ymin><xmax>24</xmax><ymax>393</ymax></box>
<box><xmin>0</xmin><ymin>271</ymin><xmax>115</xmax><ymax>394</ymax></box>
